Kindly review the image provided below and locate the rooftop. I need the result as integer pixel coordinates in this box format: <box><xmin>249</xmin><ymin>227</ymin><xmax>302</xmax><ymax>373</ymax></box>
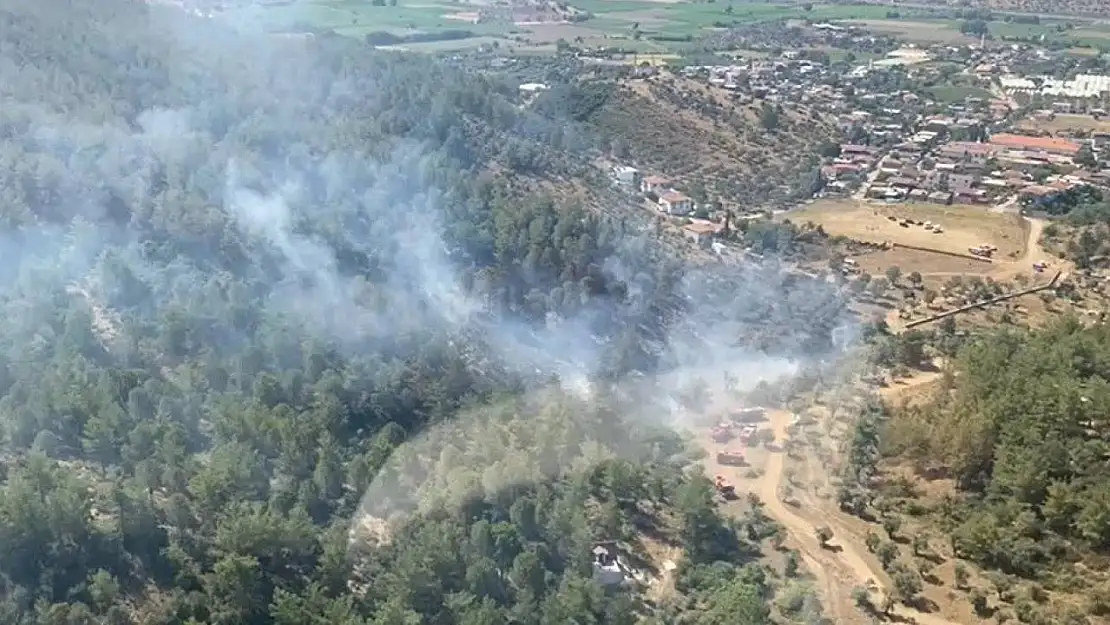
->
<box><xmin>989</xmin><ymin>133</ymin><xmax>1081</xmax><ymax>156</ymax></box>
<box><xmin>684</xmin><ymin>222</ymin><xmax>719</xmax><ymax>235</ymax></box>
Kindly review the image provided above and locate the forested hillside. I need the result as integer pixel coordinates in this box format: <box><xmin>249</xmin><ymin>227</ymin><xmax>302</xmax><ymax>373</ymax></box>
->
<box><xmin>1034</xmin><ymin>187</ymin><xmax>1110</xmax><ymax>267</ymax></box>
<box><xmin>0</xmin><ymin>1</ymin><xmax>853</xmax><ymax>624</ymax></box>
<box><xmin>875</xmin><ymin>319</ymin><xmax>1110</xmax><ymax>618</ymax></box>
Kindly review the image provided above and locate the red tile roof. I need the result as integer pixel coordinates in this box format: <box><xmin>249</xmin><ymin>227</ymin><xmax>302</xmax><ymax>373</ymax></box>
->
<box><xmin>989</xmin><ymin>133</ymin><xmax>1081</xmax><ymax>155</ymax></box>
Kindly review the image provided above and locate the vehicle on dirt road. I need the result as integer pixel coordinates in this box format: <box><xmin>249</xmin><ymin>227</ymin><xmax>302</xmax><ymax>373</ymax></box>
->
<box><xmin>716</xmin><ymin>450</ymin><xmax>746</xmax><ymax>466</ymax></box>
<box><xmin>714</xmin><ymin>475</ymin><xmax>737</xmax><ymax>500</ymax></box>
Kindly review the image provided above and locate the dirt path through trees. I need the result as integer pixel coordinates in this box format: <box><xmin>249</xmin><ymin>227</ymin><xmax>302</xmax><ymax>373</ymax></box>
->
<box><xmin>706</xmin><ymin>409</ymin><xmax>961</xmax><ymax>625</ymax></box>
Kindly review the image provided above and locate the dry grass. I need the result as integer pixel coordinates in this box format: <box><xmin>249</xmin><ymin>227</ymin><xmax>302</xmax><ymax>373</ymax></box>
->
<box><xmin>783</xmin><ymin>200</ymin><xmax>1028</xmax><ymax>261</ymax></box>
<box><xmin>1016</xmin><ymin>113</ymin><xmax>1110</xmax><ymax>134</ymax></box>
<box><xmin>521</xmin><ymin>23</ymin><xmax>615</xmax><ymax>44</ymax></box>
<box><xmin>843</xmin><ymin>19</ymin><xmax>974</xmax><ymax>44</ymax></box>
<box><xmin>603</xmin><ymin>9</ymin><xmax>681</xmax><ymax>25</ymax></box>
<box><xmin>853</xmin><ymin>247</ymin><xmax>994</xmax><ymax>278</ymax></box>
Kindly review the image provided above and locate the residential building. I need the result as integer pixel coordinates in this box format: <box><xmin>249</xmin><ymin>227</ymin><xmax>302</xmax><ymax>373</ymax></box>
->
<box><xmin>612</xmin><ymin>166</ymin><xmax>641</xmax><ymax>188</ymax></box>
<box><xmin>683</xmin><ymin>222</ymin><xmax>718</xmax><ymax>247</ymax></box>
<box><xmin>937</xmin><ymin>141</ymin><xmax>995</xmax><ymax>160</ymax></box>
<box><xmin>641</xmin><ymin>175</ymin><xmax>672</xmax><ymax>194</ymax></box>
<box><xmin>659</xmin><ymin>191</ymin><xmax>694</xmax><ymax>216</ymax></box>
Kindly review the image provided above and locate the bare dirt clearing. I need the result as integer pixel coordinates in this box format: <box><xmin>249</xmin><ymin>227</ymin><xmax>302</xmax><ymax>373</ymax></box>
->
<box><xmin>879</xmin><ymin>369</ymin><xmax>944</xmax><ymax>408</ymax></box>
<box><xmin>784</xmin><ymin>200</ymin><xmax>1028</xmax><ymax>261</ymax></box>
<box><xmin>1016</xmin><ymin>113</ymin><xmax>1110</xmax><ymax>134</ymax></box>
<box><xmin>853</xmin><ymin>247</ymin><xmax>993</xmax><ymax>278</ymax></box>
<box><xmin>787</xmin><ymin>200</ymin><xmax>1069</xmax><ymax>333</ymax></box>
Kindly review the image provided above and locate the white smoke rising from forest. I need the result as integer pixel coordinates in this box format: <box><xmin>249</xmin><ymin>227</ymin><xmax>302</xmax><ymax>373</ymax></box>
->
<box><xmin>214</xmin><ymin>139</ymin><xmax>853</xmax><ymax>550</ymax></box>
<box><xmin>0</xmin><ymin>7</ymin><xmax>858</xmax><ymax>554</ymax></box>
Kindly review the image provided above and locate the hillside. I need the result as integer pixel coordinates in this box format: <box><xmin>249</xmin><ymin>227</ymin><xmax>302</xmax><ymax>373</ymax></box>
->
<box><xmin>865</xmin><ymin>321</ymin><xmax>1110</xmax><ymax>624</ymax></box>
<box><xmin>0</xmin><ymin>1</ymin><xmax>856</xmax><ymax>624</ymax></box>
<box><xmin>548</xmin><ymin>76</ymin><xmax>836</xmax><ymax>212</ymax></box>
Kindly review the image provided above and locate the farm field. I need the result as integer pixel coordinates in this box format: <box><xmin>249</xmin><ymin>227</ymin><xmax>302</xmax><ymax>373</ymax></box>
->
<box><xmin>988</xmin><ymin>20</ymin><xmax>1110</xmax><ymax>47</ymax></box>
<box><xmin>842</xmin><ymin>19</ymin><xmax>973</xmax><ymax>44</ymax></box>
<box><xmin>1016</xmin><ymin>113</ymin><xmax>1110</xmax><ymax>134</ymax></box>
<box><xmin>844</xmin><ymin>17</ymin><xmax>1110</xmax><ymax>47</ymax></box>
<box><xmin>221</xmin><ymin>0</ymin><xmax>519</xmax><ymax>37</ymax></box>
<box><xmin>373</xmin><ymin>36</ymin><xmax>507</xmax><ymax>51</ymax></box>
<box><xmin>224</xmin><ymin>0</ymin><xmax>945</xmax><ymax>51</ymax></box>
<box><xmin>782</xmin><ymin>200</ymin><xmax>1029</xmax><ymax>261</ymax></box>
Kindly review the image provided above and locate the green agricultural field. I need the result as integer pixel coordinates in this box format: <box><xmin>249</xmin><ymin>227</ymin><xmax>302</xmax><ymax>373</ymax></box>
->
<box><xmin>223</xmin><ymin>0</ymin><xmax>514</xmax><ymax>37</ymax></box>
<box><xmin>227</xmin><ymin>0</ymin><xmax>965</xmax><ymax>54</ymax></box>
<box><xmin>572</xmin><ymin>1</ymin><xmax>897</xmax><ymax>41</ymax></box>
<box><xmin>987</xmin><ymin>19</ymin><xmax>1110</xmax><ymax>48</ymax></box>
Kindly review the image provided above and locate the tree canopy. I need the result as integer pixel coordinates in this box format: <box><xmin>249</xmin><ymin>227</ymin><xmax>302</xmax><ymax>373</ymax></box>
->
<box><xmin>0</xmin><ymin>1</ymin><xmax>852</xmax><ymax>623</ymax></box>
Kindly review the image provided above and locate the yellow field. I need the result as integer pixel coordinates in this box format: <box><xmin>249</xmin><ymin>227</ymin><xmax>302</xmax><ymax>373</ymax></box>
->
<box><xmin>782</xmin><ymin>200</ymin><xmax>1029</xmax><ymax>261</ymax></box>
<box><xmin>1016</xmin><ymin>113</ymin><xmax>1110</xmax><ymax>134</ymax></box>
<box><xmin>852</xmin><ymin>247</ymin><xmax>991</xmax><ymax>278</ymax></box>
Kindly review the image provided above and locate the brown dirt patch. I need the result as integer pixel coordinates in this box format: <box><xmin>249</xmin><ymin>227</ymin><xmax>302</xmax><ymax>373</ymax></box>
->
<box><xmin>783</xmin><ymin>200</ymin><xmax>1028</xmax><ymax>261</ymax></box>
<box><xmin>880</xmin><ymin>370</ymin><xmax>945</xmax><ymax>408</ymax></box>
<box><xmin>443</xmin><ymin>11</ymin><xmax>480</xmax><ymax>21</ymax></box>
<box><xmin>852</xmin><ymin>247</ymin><xmax>996</xmax><ymax>278</ymax></box>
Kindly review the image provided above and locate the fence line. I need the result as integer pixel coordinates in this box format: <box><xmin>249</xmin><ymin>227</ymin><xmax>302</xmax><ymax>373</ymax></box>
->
<box><xmin>903</xmin><ymin>271</ymin><xmax>1062</xmax><ymax>329</ymax></box>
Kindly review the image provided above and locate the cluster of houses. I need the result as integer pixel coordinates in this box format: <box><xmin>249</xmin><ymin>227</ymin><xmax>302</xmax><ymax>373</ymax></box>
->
<box><xmin>852</xmin><ymin>130</ymin><xmax>1105</xmax><ymax>206</ymax></box>
<box><xmin>612</xmin><ymin>166</ymin><xmax>694</xmax><ymax>215</ymax></box>
<box><xmin>815</xmin><ymin>45</ymin><xmax>1110</xmax><ymax>207</ymax></box>
<box><xmin>603</xmin><ymin>28</ymin><xmax>1110</xmax><ymax>252</ymax></box>
<box><xmin>611</xmin><ymin>165</ymin><xmax>724</xmax><ymax>247</ymax></box>
<box><xmin>682</xmin><ymin>57</ymin><xmax>833</xmax><ymax>106</ymax></box>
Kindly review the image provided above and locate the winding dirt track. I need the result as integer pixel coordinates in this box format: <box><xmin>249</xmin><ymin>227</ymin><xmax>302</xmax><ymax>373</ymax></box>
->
<box><xmin>708</xmin><ymin>409</ymin><xmax>960</xmax><ymax>625</ymax></box>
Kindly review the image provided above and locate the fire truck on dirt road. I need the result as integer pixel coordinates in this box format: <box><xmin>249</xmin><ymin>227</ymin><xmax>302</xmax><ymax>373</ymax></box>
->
<box><xmin>716</xmin><ymin>450</ymin><xmax>746</xmax><ymax>466</ymax></box>
<box><xmin>713</xmin><ymin>475</ymin><xmax>737</xmax><ymax>500</ymax></box>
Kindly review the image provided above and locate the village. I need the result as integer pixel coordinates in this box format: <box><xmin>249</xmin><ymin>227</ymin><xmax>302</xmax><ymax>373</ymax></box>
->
<box><xmin>603</xmin><ymin>22</ymin><xmax>1110</xmax><ymax>254</ymax></box>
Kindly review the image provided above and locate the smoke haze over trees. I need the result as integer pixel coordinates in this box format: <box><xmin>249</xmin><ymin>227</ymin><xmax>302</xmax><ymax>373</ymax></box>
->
<box><xmin>0</xmin><ymin>1</ymin><xmax>854</xmax><ymax>623</ymax></box>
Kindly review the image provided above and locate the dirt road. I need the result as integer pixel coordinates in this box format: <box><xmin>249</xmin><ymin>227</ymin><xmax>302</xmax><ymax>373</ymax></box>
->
<box><xmin>708</xmin><ymin>410</ymin><xmax>961</xmax><ymax>625</ymax></box>
<box><xmin>981</xmin><ymin>214</ymin><xmax>1065</xmax><ymax>281</ymax></box>
<box><xmin>1022</xmin><ymin>216</ymin><xmax>1047</xmax><ymax>264</ymax></box>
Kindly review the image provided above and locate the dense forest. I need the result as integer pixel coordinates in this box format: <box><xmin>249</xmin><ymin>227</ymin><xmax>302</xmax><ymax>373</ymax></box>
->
<box><xmin>0</xmin><ymin>0</ymin><xmax>856</xmax><ymax>623</ymax></box>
